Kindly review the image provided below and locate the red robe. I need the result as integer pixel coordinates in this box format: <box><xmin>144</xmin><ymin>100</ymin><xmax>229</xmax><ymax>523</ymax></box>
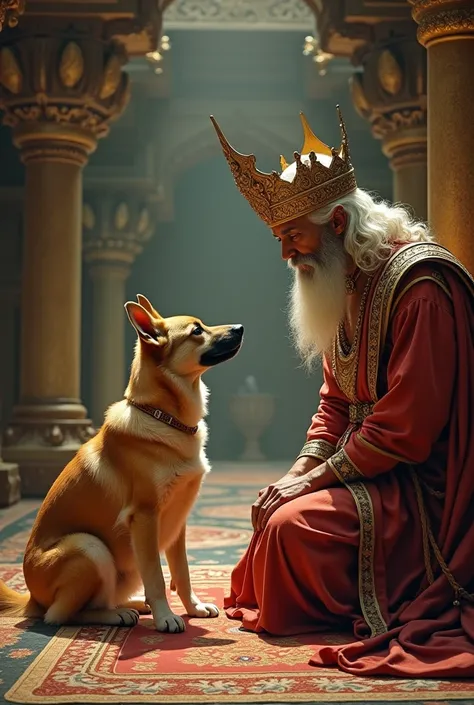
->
<box><xmin>225</xmin><ymin>243</ymin><xmax>474</xmax><ymax>677</ymax></box>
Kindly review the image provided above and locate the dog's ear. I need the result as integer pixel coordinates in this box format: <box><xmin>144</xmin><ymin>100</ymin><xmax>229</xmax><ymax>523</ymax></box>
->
<box><xmin>136</xmin><ymin>294</ymin><xmax>162</xmax><ymax>319</ymax></box>
<box><xmin>124</xmin><ymin>302</ymin><xmax>167</xmax><ymax>346</ymax></box>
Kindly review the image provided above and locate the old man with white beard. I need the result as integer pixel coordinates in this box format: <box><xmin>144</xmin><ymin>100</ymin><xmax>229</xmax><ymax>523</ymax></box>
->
<box><xmin>211</xmin><ymin>109</ymin><xmax>474</xmax><ymax>678</ymax></box>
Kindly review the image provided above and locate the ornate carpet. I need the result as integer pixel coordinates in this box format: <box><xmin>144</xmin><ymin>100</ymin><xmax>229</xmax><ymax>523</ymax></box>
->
<box><xmin>0</xmin><ymin>465</ymin><xmax>473</xmax><ymax>704</ymax></box>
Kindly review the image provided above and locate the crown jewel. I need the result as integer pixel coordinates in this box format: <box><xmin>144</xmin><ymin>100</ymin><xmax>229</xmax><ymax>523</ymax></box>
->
<box><xmin>210</xmin><ymin>106</ymin><xmax>357</xmax><ymax>228</ymax></box>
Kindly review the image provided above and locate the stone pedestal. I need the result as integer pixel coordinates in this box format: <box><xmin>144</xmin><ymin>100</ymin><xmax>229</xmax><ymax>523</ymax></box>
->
<box><xmin>350</xmin><ymin>37</ymin><xmax>427</xmax><ymax>220</ymax></box>
<box><xmin>410</xmin><ymin>0</ymin><xmax>474</xmax><ymax>272</ymax></box>
<box><xmin>83</xmin><ymin>190</ymin><xmax>155</xmax><ymax>426</ymax></box>
<box><xmin>0</xmin><ymin>400</ymin><xmax>20</xmax><ymax>507</ymax></box>
<box><xmin>0</xmin><ymin>34</ymin><xmax>129</xmax><ymax>495</ymax></box>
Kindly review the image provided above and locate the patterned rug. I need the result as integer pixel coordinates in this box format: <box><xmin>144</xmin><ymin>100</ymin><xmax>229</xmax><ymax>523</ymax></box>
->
<box><xmin>1</xmin><ymin>465</ymin><xmax>473</xmax><ymax>704</ymax></box>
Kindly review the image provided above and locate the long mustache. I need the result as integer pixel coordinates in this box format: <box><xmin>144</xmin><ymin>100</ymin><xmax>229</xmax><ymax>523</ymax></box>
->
<box><xmin>287</xmin><ymin>254</ymin><xmax>319</xmax><ymax>270</ymax></box>
<box><xmin>288</xmin><ymin>246</ymin><xmax>337</xmax><ymax>272</ymax></box>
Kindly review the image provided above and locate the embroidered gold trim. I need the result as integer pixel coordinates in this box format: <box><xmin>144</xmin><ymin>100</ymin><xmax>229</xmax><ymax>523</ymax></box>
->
<box><xmin>392</xmin><ymin>274</ymin><xmax>453</xmax><ymax>313</ymax></box>
<box><xmin>328</xmin><ymin>448</ymin><xmax>364</xmax><ymax>482</ymax></box>
<box><xmin>297</xmin><ymin>439</ymin><xmax>335</xmax><ymax>462</ymax></box>
<box><xmin>345</xmin><ymin>480</ymin><xmax>388</xmax><ymax>637</ymax></box>
<box><xmin>329</xmin><ymin>447</ymin><xmax>388</xmax><ymax>636</ymax></box>
<box><xmin>367</xmin><ymin>243</ymin><xmax>474</xmax><ymax>402</ymax></box>
<box><xmin>356</xmin><ymin>433</ymin><xmax>407</xmax><ymax>463</ymax></box>
<box><xmin>332</xmin><ymin>245</ymin><xmax>474</xmax><ymax>642</ymax></box>
<box><xmin>336</xmin><ymin>425</ymin><xmax>353</xmax><ymax>452</ymax></box>
<box><xmin>349</xmin><ymin>402</ymin><xmax>374</xmax><ymax>425</ymax></box>
<box><xmin>332</xmin><ymin>276</ymin><xmax>372</xmax><ymax>402</ymax></box>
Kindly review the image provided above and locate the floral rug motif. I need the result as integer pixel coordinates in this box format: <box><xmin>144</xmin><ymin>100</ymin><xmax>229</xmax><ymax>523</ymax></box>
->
<box><xmin>1</xmin><ymin>468</ymin><xmax>474</xmax><ymax>704</ymax></box>
<box><xmin>1</xmin><ymin>567</ymin><xmax>474</xmax><ymax>703</ymax></box>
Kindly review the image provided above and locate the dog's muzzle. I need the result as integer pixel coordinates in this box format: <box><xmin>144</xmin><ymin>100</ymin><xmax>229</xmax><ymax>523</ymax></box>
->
<box><xmin>199</xmin><ymin>325</ymin><xmax>244</xmax><ymax>367</ymax></box>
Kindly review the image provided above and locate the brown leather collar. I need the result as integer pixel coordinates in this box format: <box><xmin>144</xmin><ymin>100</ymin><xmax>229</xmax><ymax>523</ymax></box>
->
<box><xmin>127</xmin><ymin>399</ymin><xmax>199</xmax><ymax>435</ymax></box>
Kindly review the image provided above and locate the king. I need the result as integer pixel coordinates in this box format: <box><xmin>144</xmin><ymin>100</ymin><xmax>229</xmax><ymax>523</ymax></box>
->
<box><xmin>211</xmin><ymin>108</ymin><xmax>474</xmax><ymax>677</ymax></box>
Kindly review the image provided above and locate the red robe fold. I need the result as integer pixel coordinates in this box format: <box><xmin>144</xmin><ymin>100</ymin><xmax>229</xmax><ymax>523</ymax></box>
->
<box><xmin>225</xmin><ymin>247</ymin><xmax>474</xmax><ymax>677</ymax></box>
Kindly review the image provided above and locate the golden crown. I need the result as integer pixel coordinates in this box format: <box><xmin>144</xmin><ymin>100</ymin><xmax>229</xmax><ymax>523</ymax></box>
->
<box><xmin>210</xmin><ymin>106</ymin><xmax>357</xmax><ymax>228</ymax></box>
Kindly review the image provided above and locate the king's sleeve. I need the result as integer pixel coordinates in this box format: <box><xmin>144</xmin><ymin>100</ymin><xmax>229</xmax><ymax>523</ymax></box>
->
<box><xmin>328</xmin><ymin>279</ymin><xmax>456</xmax><ymax>480</ymax></box>
<box><xmin>298</xmin><ymin>354</ymin><xmax>350</xmax><ymax>463</ymax></box>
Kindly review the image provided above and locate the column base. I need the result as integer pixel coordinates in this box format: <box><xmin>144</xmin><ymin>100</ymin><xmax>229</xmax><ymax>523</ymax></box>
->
<box><xmin>0</xmin><ymin>461</ymin><xmax>21</xmax><ymax>507</ymax></box>
<box><xmin>2</xmin><ymin>400</ymin><xmax>96</xmax><ymax>497</ymax></box>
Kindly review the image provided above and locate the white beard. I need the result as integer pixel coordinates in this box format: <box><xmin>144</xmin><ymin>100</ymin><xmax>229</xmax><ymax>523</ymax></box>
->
<box><xmin>288</xmin><ymin>231</ymin><xmax>347</xmax><ymax>371</ymax></box>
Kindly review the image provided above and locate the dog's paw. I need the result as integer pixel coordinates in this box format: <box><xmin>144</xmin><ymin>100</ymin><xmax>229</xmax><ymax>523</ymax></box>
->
<box><xmin>116</xmin><ymin>608</ymin><xmax>140</xmax><ymax>627</ymax></box>
<box><xmin>187</xmin><ymin>602</ymin><xmax>219</xmax><ymax>618</ymax></box>
<box><xmin>154</xmin><ymin>612</ymin><xmax>186</xmax><ymax>633</ymax></box>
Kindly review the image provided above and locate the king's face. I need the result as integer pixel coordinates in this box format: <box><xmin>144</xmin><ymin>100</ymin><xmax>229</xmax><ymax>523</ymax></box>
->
<box><xmin>271</xmin><ymin>215</ymin><xmax>326</xmax><ymax>264</ymax></box>
<box><xmin>271</xmin><ymin>206</ymin><xmax>348</xmax><ymax>266</ymax></box>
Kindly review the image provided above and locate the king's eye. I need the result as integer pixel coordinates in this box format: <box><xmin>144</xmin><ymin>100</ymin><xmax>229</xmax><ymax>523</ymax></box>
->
<box><xmin>191</xmin><ymin>324</ymin><xmax>204</xmax><ymax>336</ymax></box>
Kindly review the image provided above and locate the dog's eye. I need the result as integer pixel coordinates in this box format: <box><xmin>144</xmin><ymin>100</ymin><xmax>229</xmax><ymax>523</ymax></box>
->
<box><xmin>191</xmin><ymin>325</ymin><xmax>203</xmax><ymax>336</ymax></box>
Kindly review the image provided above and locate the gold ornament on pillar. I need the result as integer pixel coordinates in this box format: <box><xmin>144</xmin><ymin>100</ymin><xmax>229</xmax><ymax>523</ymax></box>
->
<box><xmin>350</xmin><ymin>39</ymin><xmax>427</xmax><ymax>142</ymax></box>
<box><xmin>58</xmin><ymin>42</ymin><xmax>84</xmax><ymax>88</ymax></box>
<box><xmin>0</xmin><ymin>47</ymin><xmax>22</xmax><ymax>93</ymax></box>
<box><xmin>349</xmin><ymin>36</ymin><xmax>428</xmax><ymax>219</ymax></box>
<box><xmin>409</xmin><ymin>0</ymin><xmax>474</xmax><ymax>47</ymax></box>
<box><xmin>0</xmin><ymin>0</ymin><xmax>25</xmax><ymax>31</ymax></box>
<box><xmin>377</xmin><ymin>50</ymin><xmax>403</xmax><ymax>96</ymax></box>
<box><xmin>83</xmin><ymin>190</ymin><xmax>156</xmax><ymax>269</ymax></box>
<box><xmin>0</xmin><ymin>35</ymin><xmax>130</xmax><ymax>165</ymax></box>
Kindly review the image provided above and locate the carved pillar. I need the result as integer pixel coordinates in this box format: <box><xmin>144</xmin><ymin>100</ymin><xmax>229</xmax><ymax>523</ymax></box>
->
<box><xmin>0</xmin><ymin>34</ymin><xmax>129</xmax><ymax>495</ymax></box>
<box><xmin>410</xmin><ymin>0</ymin><xmax>474</xmax><ymax>273</ymax></box>
<box><xmin>83</xmin><ymin>190</ymin><xmax>155</xmax><ymax>425</ymax></box>
<box><xmin>350</xmin><ymin>37</ymin><xmax>427</xmax><ymax>220</ymax></box>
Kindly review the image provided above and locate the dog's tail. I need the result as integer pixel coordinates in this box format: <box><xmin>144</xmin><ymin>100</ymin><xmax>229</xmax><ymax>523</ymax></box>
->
<box><xmin>0</xmin><ymin>580</ymin><xmax>43</xmax><ymax>619</ymax></box>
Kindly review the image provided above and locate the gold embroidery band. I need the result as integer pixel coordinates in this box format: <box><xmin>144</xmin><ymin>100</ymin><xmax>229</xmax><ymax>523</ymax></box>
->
<box><xmin>328</xmin><ymin>448</ymin><xmax>364</xmax><ymax>482</ymax></box>
<box><xmin>328</xmin><ymin>448</ymin><xmax>387</xmax><ymax>637</ymax></box>
<box><xmin>349</xmin><ymin>402</ymin><xmax>374</xmax><ymax>425</ymax></box>
<box><xmin>297</xmin><ymin>439</ymin><xmax>335</xmax><ymax>462</ymax></box>
<box><xmin>346</xmin><ymin>481</ymin><xmax>388</xmax><ymax>637</ymax></box>
<box><xmin>367</xmin><ymin>243</ymin><xmax>474</xmax><ymax>402</ymax></box>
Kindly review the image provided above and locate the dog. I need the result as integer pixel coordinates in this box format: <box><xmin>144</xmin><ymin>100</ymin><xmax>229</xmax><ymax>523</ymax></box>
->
<box><xmin>0</xmin><ymin>295</ymin><xmax>243</xmax><ymax>633</ymax></box>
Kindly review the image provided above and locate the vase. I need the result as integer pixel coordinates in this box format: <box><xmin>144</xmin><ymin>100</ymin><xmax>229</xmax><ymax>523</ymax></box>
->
<box><xmin>230</xmin><ymin>393</ymin><xmax>275</xmax><ymax>462</ymax></box>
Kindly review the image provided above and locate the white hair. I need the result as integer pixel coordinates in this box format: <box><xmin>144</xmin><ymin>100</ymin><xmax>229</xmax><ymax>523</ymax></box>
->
<box><xmin>281</xmin><ymin>158</ymin><xmax>434</xmax><ymax>273</ymax></box>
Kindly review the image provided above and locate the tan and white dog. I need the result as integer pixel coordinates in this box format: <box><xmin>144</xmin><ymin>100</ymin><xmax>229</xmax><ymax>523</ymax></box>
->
<box><xmin>0</xmin><ymin>295</ymin><xmax>243</xmax><ymax>633</ymax></box>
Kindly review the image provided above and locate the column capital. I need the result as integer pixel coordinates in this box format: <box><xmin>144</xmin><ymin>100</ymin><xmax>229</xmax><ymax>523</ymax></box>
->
<box><xmin>82</xmin><ymin>186</ymin><xmax>157</xmax><ymax>274</ymax></box>
<box><xmin>304</xmin><ymin>0</ymin><xmax>415</xmax><ymax>62</ymax></box>
<box><xmin>0</xmin><ymin>34</ymin><xmax>130</xmax><ymax>166</ymax></box>
<box><xmin>350</xmin><ymin>37</ymin><xmax>427</xmax><ymax>161</ymax></box>
<box><xmin>409</xmin><ymin>0</ymin><xmax>474</xmax><ymax>47</ymax></box>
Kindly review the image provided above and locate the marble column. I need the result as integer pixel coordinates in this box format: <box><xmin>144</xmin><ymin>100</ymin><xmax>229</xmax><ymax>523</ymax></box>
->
<box><xmin>410</xmin><ymin>0</ymin><xmax>474</xmax><ymax>273</ymax></box>
<box><xmin>0</xmin><ymin>34</ymin><xmax>129</xmax><ymax>495</ymax></box>
<box><xmin>350</xmin><ymin>36</ymin><xmax>428</xmax><ymax>220</ymax></box>
<box><xmin>83</xmin><ymin>191</ymin><xmax>155</xmax><ymax>426</ymax></box>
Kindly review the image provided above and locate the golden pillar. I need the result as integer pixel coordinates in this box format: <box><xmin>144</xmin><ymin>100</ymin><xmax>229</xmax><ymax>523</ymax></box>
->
<box><xmin>83</xmin><ymin>190</ymin><xmax>155</xmax><ymax>426</ymax></box>
<box><xmin>0</xmin><ymin>35</ymin><xmax>129</xmax><ymax>495</ymax></box>
<box><xmin>410</xmin><ymin>0</ymin><xmax>474</xmax><ymax>272</ymax></box>
<box><xmin>350</xmin><ymin>37</ymin><xmax>428</xmax><ymax>220</ymax></box>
